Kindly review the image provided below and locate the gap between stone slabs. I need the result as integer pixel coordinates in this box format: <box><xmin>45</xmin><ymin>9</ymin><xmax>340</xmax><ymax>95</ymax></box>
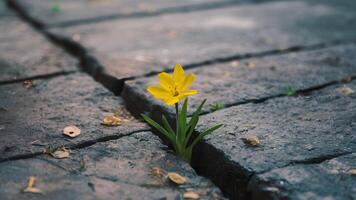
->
<box><xmin>120</xmin><ymin>45</ymin><xmax>356</xmax><ymax>199</ymax></box>
<box><xmin>122</xmin><ymin>44</ymin><xmax>356</xmax><ymax>118</ymax></box>
<box><xmin>0</xmin><ymin>14</ymin><xmax>79</xmax><ymax>84</ymax></box>
<box><xmin>0</xmin><ymin>131</ymin><xmax>226</xmax><ymax>200</ymax></box>
<box><xmin>191</xmin><ymin>79</ymin><xmax>356</xmax><ymax>199</ymax></box>
<box><xmin>8</xmin><ymin>0</ymin><xmax>277</xmax><ymax>28</ymax></box>
<box><xmin>0</xmin><ymin>73</ymin><xmax>148</xmax><ymax>162</ymax></box>
<box><xmin>44</xmin><ymin>0</ymin><xmax>356</xmax><ymax>83</ymax></box>
<box><xmin>248</xmin><ymin>153</ymin><xmax>356</xmax><ymax>200</ymax></box>
<box><xmin>9</xmin><ymin>0</ymin><xmax>356</xmax><ymax>96</ymax></box>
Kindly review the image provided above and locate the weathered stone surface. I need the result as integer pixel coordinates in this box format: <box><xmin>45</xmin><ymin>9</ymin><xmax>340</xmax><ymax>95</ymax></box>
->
<box><xmin>193</xmin><ymin>80</ymin><xmax>356</xmax><ymax>198</ymax></box>
<box><xmin>48</xmin><ymin>0</ymin><xmax>356</xmax><ymax>80</ymax></box>
<box><xmin>0</xmin><ymin>0</ymin><xmax>14</xmax><ymax>16</ymax></box>
<box><xmin>0</xmin><ymin>17</ymin><xmax>77</xmax><ymax>83</ymax></box>
<box><xmin>248</xmin><ymin>153</ymin><xmax>356</xmax><ymax>200</ymax></box>
<box><xmin>11</xmin><ymin>0</ymin><xmax>237</xmax><ymax>27</ymax></box>
<box><xmin>0</xmin><ymin>73</ymin><xmax>147</xmax><ymax>160</ymax></box>
<box><xmin>123</xmin><ymin>44</ymin><xmax>356</xmax><ymax>117</ymax></box>
<box><xmin>0</xmin><ymin>132</ymin><xmax>225</xmax><ymax>200</ymax></box>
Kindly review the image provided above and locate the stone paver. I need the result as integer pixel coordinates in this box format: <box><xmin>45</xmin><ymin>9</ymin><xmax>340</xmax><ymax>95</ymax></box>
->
<box><xmin>0</xmin><ymin>0</ymin><xmax>14</xmax><ymax>16</ymax></box>
<box><xmin>0</xmin><ymin>73</ymin><xmax>147</xmax><ymax>161</ymax></box>
<box><xmin>123</xmin><ymin>44</ymin><xmax>356</xmax><ymax>117</ymax></box>
<box><xmin>3</xmin><ymin>0</ymin><xmax>356</xmax><ymax>199</ymax></box>
<box><xmin>43</xmin><ymin>0</ymin><xmax>356</xmax><ymax>80</ymax></box>
<box><xmin>192</xmin><ymin>80</ymin><xmax>356</xmax><ymax>198</ymax></box>
<box><xmin>0</xmin><ymin>16</ymin><xmax>77</xmax><ymax>83</ymax></box>
<box><xmin>0</xmin><ymin>131</ymin><xmax>225</xmax><ymax>200</ymax></box>
<box><xmin>11</xmin><ymin>0</ymin><xmax>240</xmax><ymax>27</ymax></box>
<box><xmin>248</xmin><ymin>153</ymin><xmax>356</xmax><ymax>200</ymax></box>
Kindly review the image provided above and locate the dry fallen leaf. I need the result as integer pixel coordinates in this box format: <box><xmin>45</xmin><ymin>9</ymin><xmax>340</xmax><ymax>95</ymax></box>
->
<box><xmin>63</xmin><ymin>125</ymin><xmax>81</xmax><ymax>138</ymax></box>
<box><xmin>246</xmin><ymin>61</ymin><xmax>256</xmax><ymax>68</ymax></box>
<box><xmin>347</xmin><ymin>169</ymin><xmax>356</xmax><ymax>176</ymax></box>
<box><xmin>151</xmin><ymin>167</ymin><xmax>165</xmax><ymax>178</ymax></box>
<box><xmin>241</xmin><ymin>136</ymin><xmax>260</xmax><ymax>147</ymax></box>
<box><xmin>168</xmin><ymin>172</ymin><xmax>187</xmax><ymax>185</ymax></box>
<box><xmin>51</xmin><ymin>147</ymin><xmax>70</xmax><ymax>159</ymax></box>
<box><xmin>337</xmin><ymin>86</ymin><xmax>355</xmax><ymax>96</ymax></box>
<box><xmin>23</xmin><ymin>176</ymin><xmax>43</xmax><ymax>194</ymax></box>
<box><xmin>102</xmin><ymin>115</ymin><xmax>122</xmax><ymax>126</ymax></box>
<box><xmin>262</xmin><ymin>186</ymin><xmax>280</xmax><ymax>192</ymax></box>
<box><xmin>183</xmin><ymin>191</ymin><xmax>200</xmax><ymax>199</ymax></box>
<box><xmin>23</xmin><ymin>80</ymin><xmax>35</xmax><ymax>89</ymax></box>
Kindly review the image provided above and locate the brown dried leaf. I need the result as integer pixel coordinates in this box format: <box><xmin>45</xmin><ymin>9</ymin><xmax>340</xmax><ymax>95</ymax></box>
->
<box><xmin>337</xmin><ymin>86</ymin><xmax>355</xmax><ymax>96</ymax></box>
<box><xmin>51</xmin><ymin>147</ymin><xmax>70</xmax><ymax>159</ymax></box>
<box><xmin>23</xmin><ymin>80</ymin><xmax>35</xmax><ymax>89</ymax></box>
<box><xmin>168</xmin><ymin>172</ymin><xmax>187</xmax><ymax>185</ymax></box>
<box><xmin>183</xmin><ymin>191</ymin><xmax>200</xmax><ymax>199</ymax></box>
<box><xmin>63</xmin><ymin>125</ymin><xmax>81</xmax><ymax>138</ymax></box>
<box><xmin>246</xmin><ymin>61</ymin><xmax>256</xmax><ymax>68</ymax></box>
<box><xmin>23</xmin><ymin>176</ymin><xmax>43</xmax><ymax>194</ymax></box>
<box><xmin>102</xmin><ymin>115</ymin><xmax>122</xmax><ymax>126</ymax></box>
<box><xmin>241</xmin><ymin>136</ymin><xmax>260</xmax><ymax>147</ymax></box>
<box><xmin>347</xmin><ymin>169</ymin><xmax>356</xmax><ymax>176</ymax></box>
<box><xmin>151</xmin><ymin>167</ymin><xmax>165</xmax><ymax>178</ymax></box>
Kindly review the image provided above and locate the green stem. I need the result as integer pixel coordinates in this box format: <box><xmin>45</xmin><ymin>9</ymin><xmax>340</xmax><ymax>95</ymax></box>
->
<box><xmin>175</xmin><ymin>103</ymin><xmax>179</xmax><ymax>133</ymax></box>
<box><xmin>174</xmin><ymin>103</ymin><xmax>180</xmax><ymax>154</ymax></box>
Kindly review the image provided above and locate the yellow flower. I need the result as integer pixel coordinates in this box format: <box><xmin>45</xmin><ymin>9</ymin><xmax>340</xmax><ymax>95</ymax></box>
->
<box><xmin>147</xmin><ymin>64</ymin><xmax>197</xmax><ymax>106</ymax></box>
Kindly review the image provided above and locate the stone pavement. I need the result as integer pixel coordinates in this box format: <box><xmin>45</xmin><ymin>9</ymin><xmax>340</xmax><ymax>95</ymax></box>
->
<box><xmin>1</xmin><ymin>0</ymin><xmax>356</xmax><ymax>199</ymax></box>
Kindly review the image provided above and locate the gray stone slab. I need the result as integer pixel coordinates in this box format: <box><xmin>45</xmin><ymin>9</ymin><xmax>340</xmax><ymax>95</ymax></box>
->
<box><xmin>123</xmin><ymin>44</ymin><xmax>356</xmax><ymax>117</ymax></box>
<box><xmin>0</xmin><ymin>131</ymin><xmax>225</xmax><ymax>200</ymax></box>
<box><xmin>0</xmin><ymin>17</ymin><xmax>78</xmax><ymax>83</ymax></box>
<box><xmin>48</xmin><ymin>0</ymin><xmax>356</xmax><ymax>80</ymax></box>
<box><xmin>193</xmin><ymin>80</ymin><xmax>356</xmax><ymax>198</ymax></box>
<box><xmin>0</xmin><ymin>0</ymin><xmax>14</xmax><ymax>16</ymax></box>
<box><xmin>248</xmin><ymin>153</ymin><xmax>356</xmax><ymax>200</ymax></box>
<box><xmin>12</xmin><ymin>0</ymin><xmax>240</xmax><ymax>27</ymax></box>
<box><xmin>0</xmin><ymin>73</ymin><xmax>147</xmax><ymax>161</ymax></box>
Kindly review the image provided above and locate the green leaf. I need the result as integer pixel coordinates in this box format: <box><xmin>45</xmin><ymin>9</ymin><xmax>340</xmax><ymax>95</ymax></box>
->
<box><xmin>178</xmin><ymin>98</ymin><xmax>188</xmax><ymax>144</ymax></box>
<box><xmin>161</xmin><ymin>115</ymin><xmax>178</xmax><ymax>152</ymax></box>
<box><xmin>141</xmin><ymin>114</ymin><xmax>175</xmax><ymax>144</ymax></box>
<box><xmin>284</xmin><ymin>86</ymin><xmax>295</xmax><ymax>96</ymax></box>
<box><xmin>189</xmin><ymin>124</ymin><xmax>223</xmax><ymax>149</ymax></box>
<box><xmin>209</xmin><ymin>102</ymin><xmax>225</xmax><ymax>111</ymax></box>
<box><xmin>183</xmin><ymin>99</ymin><xmax>206</xmax><ymax>146</ymax></box>
<box><xmin>162</xmin><ymin>115</ymin><xmax>175</xmax><ymax>135</ymax></box>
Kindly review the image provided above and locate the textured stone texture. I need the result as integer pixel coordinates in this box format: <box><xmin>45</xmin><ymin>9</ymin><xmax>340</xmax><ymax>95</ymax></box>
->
<box><xmin>47</xmin><ymin>0</ymin><xmax>356</xmax><ymax>79</ymax></box>
<box><xmin>0</xmin><ymin>0</ymin><xmax>14</xmax><ymax>16</ymax></box>
<box><xmin>0</xmin><ymin>132</ymin><xmax>225</xmax><ymax>200</ymax></box>
<box><xmin>123</xmin><ymin>44</ymin><xmax>356</xmax><ymax>117</ymax></box>
<box><xmin>193</xmin><ymin>80</ymin><xmax>356</xmax><ymax>198</ymax></box>
<box><xmin>11</xmin><ymin>0</ymin><xmax>237</xmax><ymax>27</ymax></box>
<box><xmin>248</xmin><ymin>153</ymin><xmax>356</xmax><ymax>200</ymax></box>
<box><xmin>0</xmin><ymin>16</ymin><xmax>77</xmax><ymax>83</ymax></box>
<box><xmin>0</xmin><ymin>73</ymin><xmax>147</xmax><ymax>161</ymax></box>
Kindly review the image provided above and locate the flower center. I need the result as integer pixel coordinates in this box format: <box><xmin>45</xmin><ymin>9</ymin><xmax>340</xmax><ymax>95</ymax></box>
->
<box><xmin>172</xmin><ymin>86</ymin><xmax>179</xmax><ymax>97</ymax></box>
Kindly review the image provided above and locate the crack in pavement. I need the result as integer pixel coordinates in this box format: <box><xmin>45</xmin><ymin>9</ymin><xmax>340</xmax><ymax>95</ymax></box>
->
<box><xmin>6</xmin><ymin>1</ymin><xmax>356</xmax><ymax>199</ymax></box>
<box><xmin>0</xmin><ymin>70</ymin><xmax>78</xmax><ymax>86</ymax></box>
<box><xmin>7</xmin><ymin>0</ymin><xmax>356</xmax><ymax>96</ymax></box>
<box><xmin>198</xmin><ymin>75</ymin><xmax>356</xmax><ymax>116</ymax></box>
<box><xmin>8</xmin><ymin>0</ymin><xmax>274</xmax><ymax>28</ymax></box>
<box><xmin>0</xmin><ymin>129</ymin><xmax>150</xmax><ymax>163</ymax></box>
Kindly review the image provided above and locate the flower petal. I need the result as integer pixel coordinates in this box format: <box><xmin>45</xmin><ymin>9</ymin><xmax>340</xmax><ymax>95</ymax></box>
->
<box><xmin>173</xmin><ymin>64</ymin><xmax>185</xmax><ymax>84</ymax></box>
<box><xmin>179</xmin><ymin>73</ymin><xmax>196</xmax><ymax>91</ymax></box>
<box><xmin>147</xmin><ymin>86</ymin><xmax>171</xmax><ymax>99</ymax></box>
<box><xmin>177</xmin><ymin>90</ymin><xmax>197</xmax><ymax>101</ymax></box>
<box><xmin>181</xmin><ymin>89</ymin><xmax>198</xmax><ymax>96</ymax></box>
<box><xmin>158</xmin><ymin>72</ymin><xmax>175</xmax><ymax>91</ymax></box>
<box><xmin>164</xmin><ymin>97</ymin><xmax>179</xmax><ymax>106</ymax></box>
